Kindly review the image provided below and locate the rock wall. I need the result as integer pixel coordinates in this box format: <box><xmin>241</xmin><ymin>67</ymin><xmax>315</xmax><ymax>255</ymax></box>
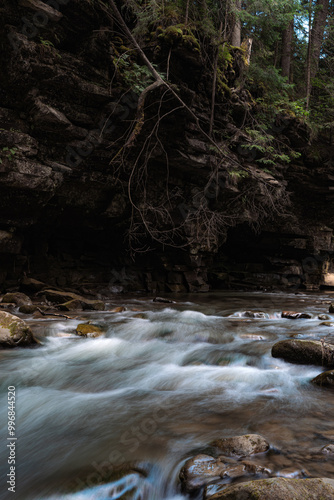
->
<box><xmin>1</xmin><ymin>0</ymin><xmax>334</xmax><ymax>294</ymax></box>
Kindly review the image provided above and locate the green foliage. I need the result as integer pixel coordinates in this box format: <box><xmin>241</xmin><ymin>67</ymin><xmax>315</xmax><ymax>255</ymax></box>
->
<box><xmin>38</xmin><ymin>37</ymin><xmax>61</xmax><ymax>58</ymax></box>
<box><xmin>0</xmin><ymin>147</ymin><xmax>18</xmax><ymax>164</ymax></box>
<box><xmin>116</xmin><ymin>53</ymin><xmax>165</xmax><ymax>93</ymax></box>
<box><xmin>242</xmin><ymin>127</ymin><xmax>301</xmax><ymax>166</ymax></box>
<box><xmin>39</xmin><ymin>37</ymin><xmax>55</xmax><ymax>48</ymax></box>
<box><xmin>117</xmin><ymin>54</ymin><xmax>154</xmax><ymax>93</ymax></box>
<box><xmin>229</xmin><ymin>169</ymin><xmax>249</xmax><ymax>179</ymax></box>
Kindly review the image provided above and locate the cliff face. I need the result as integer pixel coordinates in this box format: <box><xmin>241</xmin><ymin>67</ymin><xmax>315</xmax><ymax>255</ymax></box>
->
<box><xmin>1</xmin><ymin>0</ymin><xmax>334</xmax><ymax>294</ymax></box>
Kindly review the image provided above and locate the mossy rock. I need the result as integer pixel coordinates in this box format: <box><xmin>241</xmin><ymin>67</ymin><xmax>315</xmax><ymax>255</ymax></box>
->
<box><xmin>182</xmin><ymin>34</ymin><xmax>200</xmax><ymax>51</ymax></box>
<box><xmin>0</xmin><ymin>311</ymin><xmax>38</xmax><ymax>347</ymax></box>
<box><xmin>18</xmin><ymin>304</ymin><xmax>38</xmax><ymax>314</ymax></box>
<box><xmin>272</xmin><ymin>339</ymin><xmax>334</xmax><ymax>367</ymax></box>
<box><xmin>205</xmin><ymin>477</ymin><xmax>334</xmax><ymax>499</ymax></box>
<box><xmin>58</xmin><ymin>300</ymin><xmax>83</xmax><ymax>311</ymax></box>
<box><xmin>76</xmin><ymin>323</ymin><xmax>103</xmax><ymax>338</ymax></box>
<box><xmin>158</xmin><ymin>25</ymin><xmax>183</xmax><ymax>45</ymax></box>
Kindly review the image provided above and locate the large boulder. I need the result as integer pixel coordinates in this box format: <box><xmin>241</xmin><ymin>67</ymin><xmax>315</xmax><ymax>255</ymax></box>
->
<box><xmin>0</xmin><ymin>311</ymin><xmax>38</xmax><ymax>347</ymax></box>
<box><xmin>210</xmin><ymin>434</ymin><xmax>269</xmax><ymax>458</ymax></box>
<box><xmin>2</xmin><ymin>292</ymin><xmax>32</xmax><ymax>306</ymax></box>
<box><xmin>272</xmin><ymin>339</ymin><xmax>334</xmax><ymax>367</ymax></box>
<box><xmin>204</xmin><ymin>477</ymin><xmax>334</xmax><ymax>500</ymax></box>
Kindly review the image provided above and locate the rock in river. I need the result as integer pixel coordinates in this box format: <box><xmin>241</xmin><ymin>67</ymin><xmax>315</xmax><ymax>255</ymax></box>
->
<box><xmin>241</xmin><ymin>311</ymin><xmax>267</xmax><ymax>318</ymax></box>
<box><xmin>272</xmin><ymin>339</ymin><xmax>334</xmax><ymax>367</ymax></box>
<box><xmin>179</xmin><ymin>454</ymin><xmax>270</xmax><ymax>492</ymax></box>
<box><xmin>211</xmin><ymin>434</ymin><xmax>270</xmax><ymax>458</ymax></box>
<box><xmin>281</xmin><ymin>311</ymin><xmax>312</xmax><ymax>319</ymax></box>
<box><xmin>204</xmin><ymin>477</ymin><xmax>334</xmax><ymax>499</ymax></box>
<box><xmin>2</xmin><ymin>292</ymin><xmax>32</xmax><ymax>306</ymax></box>
<box><xmin>76</xmin><ymin>323</ymin><xmax>103</xmax><ymax>338</ymax></box>
<box><xmin>311</xmin><ymin>370</ymin><xmax>334</xmax><ymax>387</ymax></box>
<box><xmin>271</xmin><ymin>339</ymin><xmax>334</xmax><ymax>368</ymax></box>
<box><xmin>0</xmin><ymin>311</ymin><xmax>38</xmax><ymax>347</ymax></box>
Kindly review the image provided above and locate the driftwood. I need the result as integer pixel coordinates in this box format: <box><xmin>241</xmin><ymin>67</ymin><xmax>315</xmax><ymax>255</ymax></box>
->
<box><xmin>36</xmin><ymin>307</ymin><xmax>70</xmax><ymax>320</ymax></box>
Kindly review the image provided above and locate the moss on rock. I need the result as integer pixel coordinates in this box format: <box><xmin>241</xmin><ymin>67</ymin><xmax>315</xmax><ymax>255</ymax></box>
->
<box><xmin>0</xmin><ymin>310</ymin><xmax>38</xmax><ymax>347</ymax></box>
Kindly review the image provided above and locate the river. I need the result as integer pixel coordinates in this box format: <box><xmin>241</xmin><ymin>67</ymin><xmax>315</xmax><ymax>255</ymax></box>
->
<box><xmin>1</xmin><ymin>291</ymin><xmax>334</xmax><ymax>500</ymax></box>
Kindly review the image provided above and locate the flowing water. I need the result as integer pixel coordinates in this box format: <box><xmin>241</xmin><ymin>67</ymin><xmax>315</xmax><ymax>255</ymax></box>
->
<box><xmin>1</xmin><ymin>292</ymin><xmax>334</xmax><ymax>500</ymax></box>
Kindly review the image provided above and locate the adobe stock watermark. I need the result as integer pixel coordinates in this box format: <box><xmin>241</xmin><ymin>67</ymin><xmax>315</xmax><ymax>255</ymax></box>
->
<box><xmin>8</xmin><ymin>0</ymin><xmax>71</xmax><ymax>52</ymax></box>
<box><xmin>73</xmin><ymin>403</ymin><xmax>169</xmax><ymax>492</ymax></box>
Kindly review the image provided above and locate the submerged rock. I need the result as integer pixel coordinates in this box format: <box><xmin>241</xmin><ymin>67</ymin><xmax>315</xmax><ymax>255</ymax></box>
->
<box><xmin>211</xmin><ymin>434</ymin><xmax>270</xmax><ymax>458</ymax></box>
<box><xmin>204</xmin><ymin>477</ymin><xmax>334</xmax><ymax>499</ymax></box>
<box><xmin>153</xmin><ymin>297</ymin><xmax>175</xmax><ymax>303</ymax></box>
<box><xmin>281</xmin><ymin>311</ymin><xmax>312</xmax><ymax>319</ymax></box>
<box><xmin>318</xmin><ymin>314</ymin><xmax>331</xmax><ymax>321</ymax></box>
<box><xmin>76</xmin><ymin>323</ymin><xmax>103</xmax><ymax>338</ymax></box>
<box><xmin>329</xmin><ymin>303</ymin><xmax>334</xmax><ymax>313</ymax></box>
<box><xmin>2</xmin><ymin>292</ymin><xmax>32</xmax><ymax>306</ymax></box>
<box><xmin>275</xmin><ymin>468</ymin><xmax>308</xmax><ymax>479</ymax></box>
<box><xmin>241</xmin><ymin>311</ymin><xmax>267</xmax><ymax>318</ymax></box>
<box><xmin>321</xmin><ymin>444</ymin><xmax>334</xmax><ymax>455</ymax></box>
<box><xmin>0</xmin><ymin>311</ymin><xmax>38</xmax><ymax>347</ymax></box>
<box><xmin>311</xmin><ymin>370</ymin><xmax>334</xmax><ymax>387</ymax></box>
<box><xmin>272</xmin><ymin>339</ymin><xmax>334</xmax><ymax>367</ymax></box>
<box><xmin>179</xmin><ymin>454</ymin><xmax>270</xmax><ymax>492</ymax></box>
<box><xmin>110</xmin><ymin>306</ymin><xmax>126</xmax><ymax>313</ymax></box>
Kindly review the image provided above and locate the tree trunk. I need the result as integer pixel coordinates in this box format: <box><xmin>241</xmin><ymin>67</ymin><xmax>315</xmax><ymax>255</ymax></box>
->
<box><xmin>281</xmin><ymin>19</ymin><xmax>294</xmax><ymax>81</ymax></box>
<box><xmin>231</xmin><ymin>0</ymin><xmax>241</xmax><ymax>47</ymax></box>
<box><xmin>210</xmin><ymin>20</ymin><xmax>224</xmax><ymax>136</ymax></box>
<box><xmin>306</xmin><ymin>0</ymin><xmax>312</xmax><ymax>111</ymax></box>
<box><xmin>310</xmin><ymin>0</ymin><xmax>329</xmax><ymax>79</ymax></box>
<box><xmin>185</xmin><ymin>0</ymin><xmax>190</xmax><ymax>26</ymax></box>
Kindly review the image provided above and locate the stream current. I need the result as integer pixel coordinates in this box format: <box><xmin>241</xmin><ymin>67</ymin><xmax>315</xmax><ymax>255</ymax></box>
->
<box><xmin>1</xmin><ymin>291</ymin><xmax>334</xmax><ymax>500</ymax></box>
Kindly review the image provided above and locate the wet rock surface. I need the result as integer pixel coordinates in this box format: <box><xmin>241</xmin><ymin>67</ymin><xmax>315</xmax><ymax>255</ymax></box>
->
<box><xmin>311</xmin><ymin>370</ymin><xmax>334</xmax><ymax>387</ymax></box>
<box><xmin>75</xmin><ymin>323</ymin><xmax>104</xmax><ymax>338</ymax></box>
<box><xmin>204</xmin><ymin>477</ymin><xmax>334</xmax><ymax>500</ymax></box>
<box><xmin>272</xmin><ymin>339</ymin><xmax>334</xmax><ymax>367</ymax></box>
<box><xmin>180</xmin><ymin>454</ymin><xmax>270</xmax><ymax>492</ymax></box>
<box><xmin>0</xmin><ymin>310</ymin><xmax>38</xmax><ymax>347</ymax></box>
<box><xmin>281</xmin><ymin>311</ymin><xmax>312</xmax><ymax>319</ymax></box>
<box><xmin>211</xmin><ymin>434</ymin><xmax>270</xmax><ymax>458</ymax></box>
